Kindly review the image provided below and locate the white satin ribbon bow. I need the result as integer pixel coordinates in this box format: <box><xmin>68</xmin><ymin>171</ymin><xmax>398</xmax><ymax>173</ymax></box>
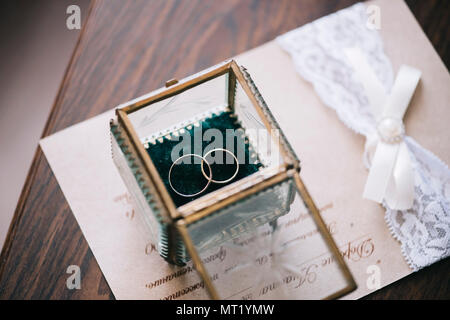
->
<box><xmin>345</xmin><ymin>48</ymin><xmax>421</xmax><ymax>210</ymax></box>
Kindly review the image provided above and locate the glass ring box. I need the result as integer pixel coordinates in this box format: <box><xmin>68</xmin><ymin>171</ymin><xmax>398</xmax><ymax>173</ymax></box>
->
<box><xmin>110</xmin><ymin>60</ymin><xmax>356</xmax><ymax>299</ymax></box>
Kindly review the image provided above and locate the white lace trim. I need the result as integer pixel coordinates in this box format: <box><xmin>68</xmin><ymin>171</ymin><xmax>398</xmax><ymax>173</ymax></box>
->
<box><xmin>276</xmin><ymin>3</ymin><xmax>450</xmax><ymax>271</ymax></box>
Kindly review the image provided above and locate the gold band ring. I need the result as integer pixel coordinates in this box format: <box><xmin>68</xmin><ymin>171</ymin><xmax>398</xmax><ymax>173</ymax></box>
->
<box><xmin>201</xmin><ymin>148</ymin><xmax>239</xmax><ymax>184</ymax></box>
<box><xmin>168</xmin><ymin>154</ymin><xmax>212</xmax><ymax>197</ymax></box>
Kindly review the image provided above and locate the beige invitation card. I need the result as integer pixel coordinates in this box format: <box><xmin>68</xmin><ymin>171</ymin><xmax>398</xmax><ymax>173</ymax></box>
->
<box><xmin>40</xmin><ymin>0</ymin><xmax>449</xmax><ymax>299</ymax></box>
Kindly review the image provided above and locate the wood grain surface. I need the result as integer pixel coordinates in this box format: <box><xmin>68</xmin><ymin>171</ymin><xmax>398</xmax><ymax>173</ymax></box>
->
<box><xmin>0</xmin><ymin>0</ymin><xmax>448</xmax><ymax>300</ymax></box>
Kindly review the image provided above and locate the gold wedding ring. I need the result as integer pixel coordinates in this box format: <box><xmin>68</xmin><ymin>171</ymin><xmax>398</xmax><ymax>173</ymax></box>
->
<box><xmin>168</xmin><ymin>154</ymin><xmax>212</xmax><ymax>197</ymax></box>
<box><xmin>201</xmin><ymin>148</ymin><xmax>239</xmax><ymax>184</ymax></box>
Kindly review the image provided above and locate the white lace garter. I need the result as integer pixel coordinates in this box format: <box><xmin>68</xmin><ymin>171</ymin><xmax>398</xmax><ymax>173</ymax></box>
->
<box><xmin>276</xmin><ymin>3</ymin><xmax>450</xmax><ymax>271</ymax></box>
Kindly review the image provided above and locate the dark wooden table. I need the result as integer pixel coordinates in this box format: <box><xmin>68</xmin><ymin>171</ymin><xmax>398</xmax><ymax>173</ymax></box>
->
<box><xmin>0</xmin><ymin>0</ymin><xmax>449</xmax><ymax>300</ymax></box>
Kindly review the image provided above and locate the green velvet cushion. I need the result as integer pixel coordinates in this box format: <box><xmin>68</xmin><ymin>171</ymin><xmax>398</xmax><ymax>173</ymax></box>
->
<box><xmin>145</xmin><ymin>111</ymin><xmax>263</xmax><ymax>207</ymax></box>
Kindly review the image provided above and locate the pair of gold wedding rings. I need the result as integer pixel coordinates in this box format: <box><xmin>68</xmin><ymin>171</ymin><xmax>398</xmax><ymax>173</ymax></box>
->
<box><xmin>168</xmin><ymin>148</ymin><xmax>239</xmax><ymax>197</ymax></box>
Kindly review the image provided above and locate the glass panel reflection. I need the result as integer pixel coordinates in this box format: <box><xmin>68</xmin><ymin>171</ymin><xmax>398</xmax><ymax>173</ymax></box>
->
<box><xmin>186</xmin><ymin>178</ymin><xmax>351</xmax><ymax>299</ymax></box>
